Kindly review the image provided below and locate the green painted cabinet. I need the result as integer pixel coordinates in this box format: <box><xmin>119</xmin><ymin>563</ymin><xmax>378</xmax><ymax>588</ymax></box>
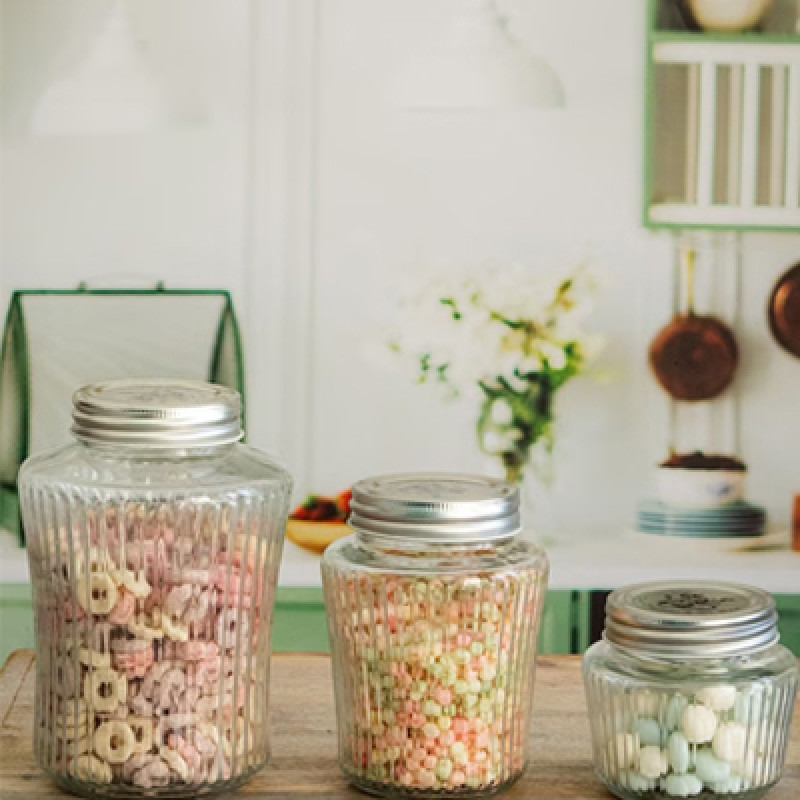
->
<box><xmin>2</xmin><ymin>584</ymin><xmax>797</xmax><ymax>665</ymax></box>
<box><xmin>0</xmin><ymin>584</ymin><xmax>590</xmax><ymax>663</ymax></box>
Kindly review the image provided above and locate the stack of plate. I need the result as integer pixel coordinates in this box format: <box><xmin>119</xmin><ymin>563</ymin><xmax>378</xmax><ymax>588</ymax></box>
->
<box><xmin>636</xmin><ymin>500</ymin><xmax>766</xmax><ymax>538</ymax></box>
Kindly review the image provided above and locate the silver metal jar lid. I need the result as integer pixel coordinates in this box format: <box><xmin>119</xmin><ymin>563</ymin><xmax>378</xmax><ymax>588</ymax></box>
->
<box><xmin>348</xmin><ymin>472</ymin><xmax>520</xmax><ymax>544</ymax></box>
<box><xmin>605</xmin><ymin>580</ymin><xmax>779</xmax><ymax>658</ymax></box>
<box><xmin>72</xmin><ymin>379</ymin><xmax>243</xmax><ymax>448</ymax></box>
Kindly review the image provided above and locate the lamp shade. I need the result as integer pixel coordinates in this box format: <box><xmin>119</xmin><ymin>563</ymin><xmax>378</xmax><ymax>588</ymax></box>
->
<box><xmin>31</xmin><ymin>1</ymin><xmax>167</xmax><ymax>136</ymax></box>
<box><xmin>393</xmin><ymin>0</ymin><xmax>565</xmax><ymax>110</ymax></box>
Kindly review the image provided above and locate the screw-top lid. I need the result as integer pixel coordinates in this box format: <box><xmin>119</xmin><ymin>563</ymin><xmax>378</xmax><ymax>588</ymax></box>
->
<box><xmin>72</xmin><ymin>379</ymin><xmax>243</xmax><ymax>448</ymax></box>
<box><xmin>348</xmin><ymin>472</ymin><xmax>520</xmax><ymax>544</ymax></box>
<box><xmin>605</xmin><ymin>580</ymin><xmax>779</xmax><ymax>658</ymax></box>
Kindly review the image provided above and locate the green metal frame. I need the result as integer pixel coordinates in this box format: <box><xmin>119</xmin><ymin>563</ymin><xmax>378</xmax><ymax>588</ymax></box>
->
<box><xmin>0</xmin><ymin>287</ymin><xmax>246</xmax><ymax>544</ymax></box>
<box><xmin>642</xmin><ymin>0</ymin><xmax>800</xmax><ymax>233</ymax></box>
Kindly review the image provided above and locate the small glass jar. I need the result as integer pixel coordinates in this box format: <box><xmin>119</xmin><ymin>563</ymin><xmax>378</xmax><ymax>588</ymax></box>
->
<box><xmin>583</xmin><ymin>581</ymin><xmax>799</xmax><ymax>800</ymax></box>
<box><xmin>321</xmin><ymin>473</ymin><xmax>549</xmax><ymax>797</ymax></box>
<box><xmin>19</xmin><ymin>380</ymin><xmax>292</xmax><ymax>798</ymax></box>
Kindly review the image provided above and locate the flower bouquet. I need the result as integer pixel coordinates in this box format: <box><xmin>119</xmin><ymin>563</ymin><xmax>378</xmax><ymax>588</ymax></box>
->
<box><xmin>389</xmin><ymin>261</ymin><xmax>604</xmax><ymax>484</ymax></box>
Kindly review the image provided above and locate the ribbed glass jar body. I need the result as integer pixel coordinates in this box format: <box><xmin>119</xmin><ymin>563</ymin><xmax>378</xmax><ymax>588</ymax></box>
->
<box><xmin>19</xmin><ymin>440</ymin><xmax>292</xmax><ymax>798</ymax></box>
<box><xmin>583</xmin><ymin>639</ymin><xmax>798</xmax><ymax>800</ymax></box>
<box><xmin>321</xmin><ymin>535</ymin><xmax>549</xmax><ymax>798</ymax></box>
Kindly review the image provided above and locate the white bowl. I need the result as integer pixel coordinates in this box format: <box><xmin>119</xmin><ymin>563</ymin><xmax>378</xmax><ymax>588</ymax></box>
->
<box><xmin>688</xmin><ymin>0</ymin><xmax>773</xmax><ymax>32</ymax></box>
<box><xmin>657</xmin><ymin>467</ymin><xmax>746</xmax><ymax>508</ymax></box>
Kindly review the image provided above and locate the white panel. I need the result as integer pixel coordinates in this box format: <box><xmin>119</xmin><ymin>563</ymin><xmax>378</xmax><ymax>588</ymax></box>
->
<box><xmin>727</xmin><ymin>65</ymin><xmax>743</xmax><ymax>205</ymax></box>
<box><xmin>787</xmin><ymin>62</ymin><xmax>800</xmax><ymax>208</ymax></box>
<box><xmin>740</xmin><ymin>62</ymin><xmax>761</xmax><ymax>208</ymax></box>
<box><xmin>654</xmin><ymin>41</ymin><xmax>800</xmax><ymax>65</ymax></box>
<box><xmin>245</xmin><ymin>0</ymin><xmax>320</xmax><ymax>486</ymax></box>
<box><xmin>697</xmin><ymin>62</ymin><xmax>717</xmax><ymax>207</ymax></box>
<box><xmin>649</xmin><ymin>203</ymin><xmax>800</xmax><ymax>226</ymax></box>
<box><xmin>686</xmin><ymin>64</ymin><xmax>700</xmax><ymax>205</ymax></box>
<box><xmin>770</xmin><ymin>65</ymin><xmax>786</xmax><ymax>207</ymax></box>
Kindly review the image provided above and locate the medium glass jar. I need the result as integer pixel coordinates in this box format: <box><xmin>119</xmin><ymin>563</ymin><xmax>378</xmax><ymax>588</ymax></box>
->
<box><xmin>19</xmin><ymin>380</ymin><xmax>292</xmax><ymax>798</ymax></box>
<box><xmin>583</xmin><ymin>581</ymin><xmax>798</xmax><ymax>800</ymax></box>
<box><xmin>321</xmin><ymin>473</ymin><xmax>549</xmax><ymax>797</ymax></box>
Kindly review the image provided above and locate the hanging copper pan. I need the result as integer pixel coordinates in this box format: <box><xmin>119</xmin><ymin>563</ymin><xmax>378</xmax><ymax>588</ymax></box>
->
<box><xmin>648</xmin><ymin>248</ymin><xmax>739</xmax><ymax>402</ymax></box>
<box><xmin>768</xmin><ymin>261</ymin><xmax>800</xmax><ymax>359</ymax></box>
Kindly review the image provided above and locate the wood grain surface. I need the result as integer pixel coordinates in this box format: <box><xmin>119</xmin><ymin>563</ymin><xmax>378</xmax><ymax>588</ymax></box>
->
<box><xmin>1</xmin><ymin>651</ymin><xmax>798</xmax><ymax>799</ymax></box>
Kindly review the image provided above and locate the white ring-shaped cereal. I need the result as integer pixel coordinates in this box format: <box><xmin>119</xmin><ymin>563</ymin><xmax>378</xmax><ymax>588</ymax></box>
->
<box><xmin>77</xmin><ymin>572</ymin><xmax>118</xmax><ymax>615</ymax></box>
<box><xmin>68</xmin><ymin>643</ymin><xmax>112</xmax><ymax>669</ymax></box>
<box><xmin>93</xmin><ymin>720</ymin><xmax>136</xmax><ymax>764</ymax></box>
<box><xmin>85</xmin><ymin>668</ymin><xmax>122</xmax><ymax>713</ymax></box>
<box><xmin>127</xmin><ymin>717</ymin><xmax>154</xmax><ymax>755</ymax></box>
<box><xmin>68</xmin><ymin>753</ymin><xmax>113</xmax><ymax>784</ymax></box>
<box><xmin>159</xmin><ymin>745</ymin><xmax>189</xmax><ymax>781</ymax></box>
<box><xmin>112</xmin><ymin>568</ymin><xmax>152</xmax><ymax>599</ymax></box>
<box><xmin>162</xmin><ymin>615</ymin><xmax>189</xmax><ymax>642</ymax></box>
<box><xmin>127</xmin><ymin>614</ymin><xmax>164</xmax><ymax>640</ymax></box>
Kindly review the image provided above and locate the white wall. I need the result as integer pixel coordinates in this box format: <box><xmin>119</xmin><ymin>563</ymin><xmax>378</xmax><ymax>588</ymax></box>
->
<box><xmin>1</xmin><ymin>0</ymin><xmax>799</xmax><ymax>571</ymax></box>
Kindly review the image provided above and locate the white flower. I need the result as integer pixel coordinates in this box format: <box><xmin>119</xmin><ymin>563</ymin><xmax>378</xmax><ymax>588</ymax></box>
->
<box><xmin>537</xmin><ymin>341</ymin><xmax>568</xmax><ymax>370</ymax></box>
<box><xmin>382</xmin><ymin>259</ymin><xmax>607</xmax><ymax>469</ymax></box>
<box><xmin>518</xmin><ymin>355</ymin><xmax>543</xmax><ymax>374</ymax></box>
<box><xmin>696</xmin><ymin>685</ymin><xmax>737</xmax><ymax>713</ymax></box>
<box><xmin>490</xmin><ymin>399</ymin><xmax>513</xmax><ymax>426</ymax></box>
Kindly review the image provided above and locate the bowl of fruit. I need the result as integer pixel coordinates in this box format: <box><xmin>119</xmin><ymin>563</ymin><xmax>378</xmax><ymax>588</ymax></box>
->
<box><xmin>286</xmin><ymin>489</ymin><xmax>353</xmax><ymax>554</ymax></box>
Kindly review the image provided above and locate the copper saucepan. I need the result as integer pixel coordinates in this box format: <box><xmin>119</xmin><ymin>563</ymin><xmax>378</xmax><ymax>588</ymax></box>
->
<box><xmin>648</xmin><ymin>248</ymin><xmax>739</xmax><ymax>402</ymax></box>
<box><xmin>768</xmin><ymin>261</ymin><xmax>800</xmax><ymax>359</ymax></box>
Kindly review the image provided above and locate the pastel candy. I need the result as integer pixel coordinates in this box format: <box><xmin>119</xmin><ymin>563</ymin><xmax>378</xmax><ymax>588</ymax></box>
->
<box><xmin>696</xmin><ymin>685</ymin><xmax>736</xmax><ymax>713</ymax></box>
<box><xmin>638</xmin><ymin>745</ymin><xmax>669</xmax><ymax>779</ymax></box>
<box><xmin>709</xmin><ymin>775</ymin><xmax>744</xmax><ymax>793</ymax></box>
<box><xmin>694</xmin><ymin>749</ymin><xmax>731</xmax><ymax>783</ymax></box>
<box><xmin>664</xmin><ymin>773</ymin><xmax>703</xmax><ymax>797</ymax></box>
<box><xmin>621</xmin><ymin>770</ymin><xmax>656</xmax><ymax>791</ymax></box>
<box><xmin>712</xmin><ymin>721</ymin><xmax>747</xmax><ymax>762</ymax></box>
<box><xmin>681</xmin><ymin>704</ymin><xmax>717</xmax><ymax>744</ymax></box>
<box><xmin>665</xmin><ymin>694</ymin><xmax>688</xmax><ymax>731</ymax></box>
<box><xmin>39</xmin><ymin>505</ymin><xmax>273</xmax><ymax>791</ymax></box>
<box><xmin>635</xmin><ymin>717</ymin><xmax>664</xmax><ymax>747</ymax></box>
<box><xmin>667</xmin><ymin>731</ymin><xmax>690</xmax><ymax>774</ymax></box>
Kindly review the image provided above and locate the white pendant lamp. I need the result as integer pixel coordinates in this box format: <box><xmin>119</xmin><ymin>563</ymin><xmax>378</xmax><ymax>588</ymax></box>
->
<box><xmin>31</xmin><ymin>0</ymin><xmax>168</xmax><ymax>136</ymax></box>
<box><xmin>393</xmin><ymin>0</ymin><xmax>565</xmax><ymax>110</ymax></box>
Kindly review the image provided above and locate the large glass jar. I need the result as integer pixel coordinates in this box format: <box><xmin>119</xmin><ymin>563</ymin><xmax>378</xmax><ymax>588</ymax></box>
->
<box><xmin>19</xmin><ymin>380</ymin><xmax>292</xmax><ymax>798</ymax></box>
<box><xmin>583</xmin><ymin>581</ymin><xmax>798</xmax><ymax>800</ymax></box>
<box><xmin>321</xmin><ymin>473</ymin><xmax>549</xmax><ymax>797</ymax></box>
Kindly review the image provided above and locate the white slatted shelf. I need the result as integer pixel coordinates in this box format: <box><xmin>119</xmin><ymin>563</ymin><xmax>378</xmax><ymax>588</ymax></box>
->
<box><xmin>653</xmin><ymin>41</ymin><xmax>800</xmax><ymax>66</ymax></box>
<box><xmin>648</xmin><ymin>37</ymin><xmax>800</xmax><ymax>230</ymax></box>
<box><xmin>650</xmin><ymin>204</ymin><xmax>800</xmax><ymax>227</ymax></box>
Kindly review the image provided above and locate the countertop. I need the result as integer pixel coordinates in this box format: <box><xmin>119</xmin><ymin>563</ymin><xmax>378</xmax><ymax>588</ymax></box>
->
<box><xmin>3</xmin><ymin>526</ymin><xmax>799</xmax><ymax>593</ymax></box>
<box><xmin>1</xmin><ymin>650</ymin><xmax>799</xmax><ymax>799</ymax></box>
<box><xmin>277</xmin><ymin>529</ymin><xmax>800</xmax><ymax>592</ymax></box>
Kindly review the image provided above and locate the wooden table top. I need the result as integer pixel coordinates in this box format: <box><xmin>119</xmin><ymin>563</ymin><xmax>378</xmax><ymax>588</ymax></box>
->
<box><xmin>1</xmin><ymin>650</ymin><xmax>798</xmax><ymax>799</ymax></box>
